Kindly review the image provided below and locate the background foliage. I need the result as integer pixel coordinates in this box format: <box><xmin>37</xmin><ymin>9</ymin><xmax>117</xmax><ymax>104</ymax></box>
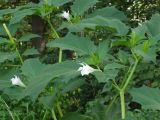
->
<box><xmin>0</xmin><ymin>0</ymin><xmax>160</xmax><ymax>120</ymax></box>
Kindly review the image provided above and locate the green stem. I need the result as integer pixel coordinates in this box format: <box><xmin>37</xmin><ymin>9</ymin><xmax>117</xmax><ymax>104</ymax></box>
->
<box><xmin>120</xmin><ymin>91</ymin><xmax>125</xmax><ymax>119</ymax></box>
<box><xmin>47</xmin><ymin>19</ymin><xmax>59</xmax><ymax>38</ymax></box>
<box><xmin>56</xmin><ymin>102</ymin><xmax>63</xmax><ymax>118</ymax></box>
<box><xmin>1</xmin><ymin>98</ymin><xmax>15</xmax><ymax>120</ymax></box>
<box><xmin>120</xmin><ymin>64</ymin><xmax>133</xmax><ymax>88</ymax></box>
<box><xmin>2</xmin><ymin>23</ymin><xmax>14</xmax><ymax>43</ymax></box>
<box><xmin>3</xmin><ymin>23</ymin><xmax>23</xmax><ymax>65</ymax></box>
<box><xmin>47</xmin><ymin>18</ymin><xmax>62</xmax><ymax>63</ymax></box>
<box><xmin>122</xmin><ymin>59</ymin><xmax>139</xmax><ymax>91</ymax></box>
<box><xmin>47</xmin><ymin>17</ymin><xmax>63</xmax><ymax>118</ymax></box>
<box><xmin>15</xmin><ymin>47</ymin><xmax>23</xmax><ymax>64</ymax></box>
<box><xmin>51</xmin><ymin>109</ymin><xmax>57</xmax><ymax>120</ymax></box>
<box><xmin>119</xmin><ymin>58</ymin><xmax>139</xmax><ymax>119</ymax></box>
<box><xmin>58</xmin><ymin>49</ymin><xmax>62</xmax><ymax>63</ymax></box>
<box><xmin>42</xmin><ymin>110</ymin><xmax>48</xmax><ymax>120</ymax></box>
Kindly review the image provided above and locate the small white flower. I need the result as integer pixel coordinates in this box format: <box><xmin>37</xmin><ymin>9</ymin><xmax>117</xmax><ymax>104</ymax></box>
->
<box><xmin>10</xmin><ymin>75</ymin><xmax>26</xmax><ymax>88</ymax></box>
<box><xmin>61</xmin><ymin>11</ymin><xmax>70</xmax><ymax>20</ymax></box>
<box><xmin>78</xmin><ymin>63</ymin><xmax>96</xmax><ymax>76</ymax></box>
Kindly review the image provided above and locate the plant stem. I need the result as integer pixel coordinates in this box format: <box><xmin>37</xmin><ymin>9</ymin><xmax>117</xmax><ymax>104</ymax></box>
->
<box><xmin>56</xmin><ymin>102</ymin><xmax>63</xmax><ymax>118</ymax></box>
<box><xmin>120</xmin><ymin>64</ymin><xmax>133</xmax><ymax>88</ymax></box>
<box><xmin>47</xmin><ymin>19</ymin><xmax>59</xmax><ymax>38</ymax></box>
<box><xmin>15</xmin><ymin>47</ymin><xmax>23</xmax><ymax>64</ymax></box>
<box><xmin>51</xmin><ymin>109</ymin><xmax>57</xmax><ymax>120</ymax></box>
<box><xmin>122</xmin><ymin>59</ymin><xmax>139</xmax><ymax>91</ymax></box>
<box><xmin>58</xmin><ymin>49</ymin><xmax>62</xmax><ymax>63</ymax></box>
<box><xmin>3</xmin><ymin>23</ymin><xmax>23</xmax><ymax>64</ymax></box>
<box><xmin>48</xmin><ymin>17</ymin><xmax>64</xmax><ymax>116</ymax></box>
<box><xmin>42</xmin><ymin>110</ymin><xmax>48</xmax><ymax>120</ymax></box>
<box><xmin>119</xmin><ymin>58</ymin><xmax>139</xmax><ymax>119</ymax></box>
<box><xmin>120</xmin><ymin>90</ymin><xmax>125</xmax><ymax>119</ymax></box>
<box><xmin>47</xmin><ymin>18</ymin><xmax>62</xmax><ymax>63</ymax></box>
<box><xmin>1</xmin><ymin>98</ymin><xmax>15</xmax><ymax>120</ymax></box>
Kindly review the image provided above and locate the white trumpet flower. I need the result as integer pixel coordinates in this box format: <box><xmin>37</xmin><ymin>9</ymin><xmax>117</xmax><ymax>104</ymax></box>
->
<box><xmin>78</xmin><ymin>63</ymin><xmax>96</xmax><ymax>76</ymax></box>
<box><xmin>10</xmin><ymin>75</ymin><xmax>26</xmax><ymax>88</ymax></box>
<box><xmin>61</xmin><ymin>11</ymin><xmax>70</xmax><ymax>20</ymax></box>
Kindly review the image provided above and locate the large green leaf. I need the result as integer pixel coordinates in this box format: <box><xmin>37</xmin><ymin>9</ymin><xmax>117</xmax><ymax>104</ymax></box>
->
<box><xmin>71</xmin><ymin>0</ymin><xmax>98</xmax><ymax>16</ymax></box>
<box><xmin>0</xmin><ymin>2</ymin><xmax>36</xmax><ymax>14</ymax></box>
<box><xmin>10</xmin><ymin>9</ymin><xmax>35</xmax><ymax>25</ymax></box>
<box><xmin>133</xmin><ymin>14</ymin><xmax>160</xmax><ymax>39</ymax></box>
<box><xmin>19</xmin><ymin>33</ymin><xmax>40</xmax><ymax>42</ymax></box>
<box><xmin>0</xmin><ymin>52</ymin><xmax>16</xmax><ymax>63</ymax></box>
<box><xmin>61</xmin><ymin>78</ymin><xmax>85</xmax><ymax>94</ymax></box>
<box><xmin>87</xmin><ymin>6</ymin><xmax>127</xmax><ymax>21</ymax></box>
<box><xmin>0</xmin><ymin>23</ymin><xmax>20</xmax><ymax>36</ymax></box>
<box><xmin>104</xmin><ymin>62</ymin><xmax>126</xmax><ymax>70</ymax></box>
<box><xmin>21</xmin><ymin>58</ymin><xmax>45</xmax><ymax>78</ymax></box>
<box><xmin>60</xmin><ymin>16</ymin><xmax>129</xmax><ymax>35</ymax></box>
<box><xmin>50</xmin><ymin>0</ymin><xmax>73</xmax><ymax>6</ymax></box>
<box><xmin>0</xmin><ymin>69</ymin><xmax>14</xmax><ymax>90</ymax></box>
<box><xmin>93</xmin><ymin>62</ymin><xmax>126</xmax><ymax>83</ymax></box>
<box><xmin>39</xmin><ymin>94</ymin><xmax>56</xmax><ymax>109</ymax></box>
<box><xmin>21</xmin><ymin>58</ymin><xmax>79</xmax><ymax>101</ymax></box>
<box><xmin>96</xmin><ymin>40</ymin><xmax>109</xmax><ymax>62</ymax></box>
<box><xmin>47</xmin><ymin>33</ymin><xmax>96</xmax><ymax>55</ymax></box>
<box><xmin>129</xmin><ymin>86</ymin><xmax>160</xmax><ymax>110</ymax></box>
<box><xmin>0</xmin><ymin>38</ymin><xmax>9</xmax><ymax>44</ymax></box>
<box><xmin>133</xmin><ymin>44</ymin><xmax>157</xmax><ymax>63</ymax></box>
<box><xmin>22</xmin><ymin>48</ymin><xmax>40</xmax><ymax>56</ymax></box>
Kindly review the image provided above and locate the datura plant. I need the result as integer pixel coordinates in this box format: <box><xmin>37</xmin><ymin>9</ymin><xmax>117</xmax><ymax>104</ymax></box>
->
<box><xmin>0</xmin><ymin>0</ymin><xmax>160</xmax><ymax>120</ymax></box>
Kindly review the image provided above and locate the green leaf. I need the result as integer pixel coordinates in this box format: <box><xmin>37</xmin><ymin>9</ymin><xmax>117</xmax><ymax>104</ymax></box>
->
<box><xmin>126</xmin><ymin>112</ymin><xmax>137</xmax><ymax>120</ymax></box>
<box><xmin>10</xmin><ymin>9</ymin><xmax>35</xmax><ymax>25</ymax></box>
<box><xmin>62</xmin><ymin>78</ymin><xmax>85</xmax><ymax>93</ymax></box>
<box><xmin>117</xmin><ymin>50</ymin><xmax>130</xmax><ymax>64</ymax></box>
<box><xmin>61</xmin><ymin>16</ymin><xmax>129</xmax><ymax>35</ymax></box>
<box><xmin>0</xmin><ymin>69</ymin><xmax>14</xmax><ymax>90</ymax></box>
<box><xmin>50</xmin><ymin>0</ymin><xmax>73</xmax><ymax>6</ymax></box>
<box><xmin>133</xmin><ymin>44</ymin><xmax>157</xmax><ymax>63</ymax></box>
<box><xmin>39</xmin><ymin>94</ymin><xmax>56</xmax><ymax>109</ymax></box>
<box><xmin>104</xmin><ymin>63</ymin><xmax>126</xmax><ymax>70</ymax></box>
<box><xmin>0</xmin><ymin>23</ymin><xmax>20</xmax><ymax>36</ymax></box>
<box><xmin>0</xmin><ymin>38</ymin><xmax>9</xmax><ymax>44</ymax></box>
<box><xmin>21</xmin><ymin>58</ymin><xmax>45</xmax><ymax>78</ymax></box>
<box><xmin>0</xmin><ymin>2</ymin><xmax>36</xmax><ymax>16</ymax></box>
<box><xmin>145</xmin><ymin>14</ymin><xmax>160</xmax><ymax>37</ymax></box>
<box><xmin>96</xmin><ymin>40</ymin><xmax>109</xmax><ymax>62</ymax></box>
<box><xmin>133</xmin><ymin>14</ymin><xmax>160</xmax><ymax>39</ymax></box>
<box><xmin>47</xmin><ymin>33</ymin><xmax>96</xmax><ymax>55</ymax></box>
<box><xmin>0</xmin><ymin>52</ymin><xmax>16</xmax><ymax>63</ymax></box>
<box><xmin>3</xmin><ymin>87</ymin><xmax>25</xmax><ymax>100</ymax></box>
<box><xmin>21</xmin><ymin>59</ymin><xmax>79</xmax><ymax>101</ymax></box>
<box><xmin>129</xmin><ymin>86</ymin><xmax>160</xmax><ymax>110</ymax></box>
<box><xmin>19</xmin><ymin>33</ymin><xmax>40</xmax><ymax>42</ymax></box>
<box><xmin>93</xmin><ymin>64</ymin><xmax>124</xmax><ymax>83</ymax></box>
<box><xmin>132</xmin><ymin>25</ymin><xmax>147</xmax><ymax>40</ymax></box>
<box><xmin>93</xmin><ymin>71</ymin><xmax>108</xmax><ymax>83</ymax></box>
<box><xmin>87</xmin><ymin>6</ymin><xmax>127</xmax><ymax>21</ymax></box>
<box><xmin>0</xmin><ymin>68</ymin><xmax>25</xmax><ymax>100</ymax></box>
<box><xmin>22</xmin><ymin>48</ymin><xmax>40</xmax><ymax>56</ymax></box>
<box><xmin>71</xmin><ymin>0</ymin><xmax>98</xmax><ymax>16</ymax></box>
